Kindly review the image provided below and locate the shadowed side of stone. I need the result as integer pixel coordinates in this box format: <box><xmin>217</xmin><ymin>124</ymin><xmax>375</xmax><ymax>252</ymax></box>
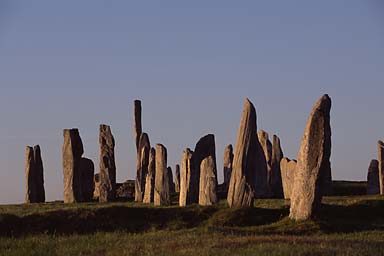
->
<box><xmin>378</xmin><ymin>140</ymin><xmax>384</xmax><ymax>195</ymax></box>
<box><xmin>175</xmin><ymin>164</ymin><xmax>180</xmax><ymax>193</ymax></box>
<box><xmin>135</xmin><ymin>133</ymin><xmax>150</xmax><ymax>202</ymax></box>
<box><xmin>270</xmin><ymin>135</ymin><xmax>284</xmax><ymax>198</ymax></box>
<box><xmin>143</xmin><ymin>147</ymin><xmax>156</xmax><ymax>203</ymax></box>
<box><xmin>179</xmin><ymin>148</ymin><xmax>196</xmax><ymax>206</ymax></box>
<box><xmin>223</xmin><ymin>144</ymin><xmax>233</xmax><ymax>193</ymax></box>
<box><xmin>367</xmin><ymin>159</ymin><xmax>379</xmax><ymax>195</ymax></box>
<box><xmin>99</xmin><ymin>125</ymin><xmax>116</xmax><ymax>202</ymax></box>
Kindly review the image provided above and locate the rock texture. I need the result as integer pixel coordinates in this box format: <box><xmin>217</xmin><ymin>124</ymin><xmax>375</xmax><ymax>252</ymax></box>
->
<box><xmin>227</xmin><ymin>99</ymin><xmax>268</xmax><ymax>207</ymax></box>
<box><xmin>63</xmin><ymin>129</ymin><xmax>84</xmax><ymax>203</ymax></box>
<box><xmin>154</xmin><ymin>144</ymin><xmax>170</xmax><ymax>206</ymax></box>
<box><xmin>199</xmin><ymin>156</ymin><xmax>218</xmax><ymax>205</ymax></box>
<box><xmin>179</xmin><ymin>148</ymin><xmax>196</xmax><ymax>206</ymax></box>
<box><xmin>25</xmin><ymin>145</ymin><xmax>45</xmax><ymax>203</ymax></box>
<box><xmin>223</xmin><ymin>144</ymin><xmax>234</xmax><ymax>191</ymax></box>
<box><xmin>143</xmin><ymin>147</ymin><xmax>156</xmax><ymax>203</ymax></box>
<box><xmin>258</xmin><ymin>130</ymin><xmax>272</xmax><ymax>196</ymax></box>
<box><xmin>367</xmin><ymin>159</ymin><xmax>380</xmax><ymax>195</ymax></box>
<box><xmin>194</xmin><ymin>134</ymin><xmax>217</xmax><ymax>205</ymax></box>
<box><xmin>175</xmin><ymin>164</ymin><xmax>180</xmax><ymax>193</ymax></box>
<box><xmin>80</xmin><ymin>157</ymin><xmax>95</xmax><ymax>202</ymax></box>
<box><xmin>135</xmin><ymin>133</ymin><xmax>150</xmax><ymax>202</ymax></box>
<box><xmin>270</xmin><ymin>135</ymin><xmax>284</xmax><ymax>198</ymax></box>
<box><xmin>280</xmin><ymin>157</ymin><xmax>297</xmax><ymax>199</ymax></box>
<box><xmin>378</xmin><ymin>140</ymin><xmax>384</xmax><ymax>195</ymax></box>
<box><xmin>289</xmin><ymin>94</ymin><xmax>332</xmax><ymax>221</ymax></box>
<box><xmin>99</xmin><ymin>124</ymin><xmax>116</xmax><ymax>202</ymax></box>
<box><xmin>134</xmin><ymin>100</ymin><xmax>142</xmax><ymax>151</ymax></box>
<box><xmin>168</xmin><ymin>167</ymin><xmax>175</xmax><ymax>193</ymax></box>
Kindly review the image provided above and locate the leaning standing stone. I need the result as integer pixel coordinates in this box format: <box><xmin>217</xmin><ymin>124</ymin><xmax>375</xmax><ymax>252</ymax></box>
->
<box><xmin>154</xmin><ymin>144</ymin><xmax>170</xmax><ymax>206</ymax></box>
<box><xmin>289</xmin><ymin>94</ymin><xmax>332</xmax><ymax>221</ymax></box>
<box><xmin>223</xmin><ymin>144</ymin><xmax>233</xmax><ymax>191</ymax></box>
<box><xmin>175</xmin><ymin>164</ymin><xmax>181</xmax><ymax>193</ymax></box>
<box><xmin>179</xmin><ymin>148</ymin><xmax>196</xmax><ymax>206</ymax></box>
<box><xmin>367</xmin><ymin>159</ymin><xmax>380</xmax><ymax>195</ymax></box>
<box><xmin>99</xmin><ymin>124</ymin><xmax>116</xmax><ymax>202</ymax></box>
<box><xmin>63</xmin><ymin>129</ymin><xmax>84</xmax><ymax>203</ymax></box>
<box><xmin>280</xmin><ymin>157</ymin><xmax>297</xmax><ymax>199</ymax></box>
<box><xmin>227</xmin><ymin>98</ymin><xmax>267</xmax><ymax>207</ymax></box>
<box><xmin>378</xmin><ymin>140</ymin><xmax>384</xmax><ymax>195</ymax></box>
<box><xmin>199</xmin><ymin>156</ymin><xmax>218</xmax><ymax>205</ymax></box>
<box><xmin>143</xmin><ymin>147</ymin><xmax>156</xmax><ymax>203</ymax></box>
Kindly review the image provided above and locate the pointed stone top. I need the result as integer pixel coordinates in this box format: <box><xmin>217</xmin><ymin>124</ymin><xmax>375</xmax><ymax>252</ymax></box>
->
<box><xmin>134</xmin><ymin>99</ymin><xmax>142</xmax><ymax>105</ymax></box>
<box><xmin>313</xmin><ymin>94</ymin><xmax>332</xmax><ymax>112</ymax></box>
<box><xmin>244</xmin><ymin>98</ymin><xmax>256</xmax><ymax>111</ymax></box>
<box><xmin>378</xmin><ymin>140</ymin><xmax>384</xmax><ymax>147</ymax></box>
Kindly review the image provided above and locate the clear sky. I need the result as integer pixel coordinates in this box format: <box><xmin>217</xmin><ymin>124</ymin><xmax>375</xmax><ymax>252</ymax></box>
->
<box><xmin>0</xmin><ymin>1</ymin><xmax>383</xmax><ymax>204</ymax></box>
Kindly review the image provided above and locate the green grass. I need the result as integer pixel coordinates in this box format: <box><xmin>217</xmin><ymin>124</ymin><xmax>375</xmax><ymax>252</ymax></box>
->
<box><xmin>0</xmin><ymin>193</ymin><xmax>383</xmax><ymax>255</ymax></box>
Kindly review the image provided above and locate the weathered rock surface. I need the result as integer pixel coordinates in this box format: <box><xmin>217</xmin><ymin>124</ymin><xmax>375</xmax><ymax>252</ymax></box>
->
<box><xmin>227</xmin><ymin>99</ymin><xmax>268</xmax><ymax>207</ymax></box>
<box><xmin>154</xmin><ymin>144</ymin><xmax>170</xmax><ymax>206</ymax></box>
<box><xmin>63</xmin><ymin>129</ymin><xmax>84</xmax><ymax>203</ymax></box>
<box><xmin>378</xmin><ymin>140</ymin><xmax>384</xmax><ymax>195</ymax></box>
<box><xmin>258</xmin><ymin>130</ymin><xmax>272</xmax><ymax>196</ymax></box>
<box><xmin>116</xmin><ymin>180</ymin><xmax>135</xmax><ymax>200</ymax></box>
<box><xmin>289</xmin><ymin>94</ymin><xmax>332</xmax><ymax>221</ymax></box>
<box><xmin>175</xmin><ymin>164</ymin><xmax>180</xmax><ymax>193</ymax></box>
<box><xmin>194</xmin><ymin>134</ymin><xmax>217</xmax><ymax>205</ymax></box>
<box><xmin>223</xmin><ymin>144</ymin><xmax>233</xmax><ymax>191</ymax></box>
<box><xmin>25</xmin><ymin>145</ymin><xmax>45</xmax><ymax>203</ymax></box>
<box><xmin>99</xmin><ymin>124</ymin><xmax>116</xmax><ymax>202</ymax></box>
<box><xmin>280</xmin><ymin>157</ymin><xmax>297</xmax><ymax>199</ymax></box>
<box><xmin>367</xmin><ymin>159</ymin><xmax>379</xmax><ymax>195</ymax></box>
<box><xmin>168</xmin><ymin>167</ymin><xmax>175</xmax><ymax>193</ymax></box>
<box><xmin>143</xmin><ymin>147</ymin><xmax>156</xmax><ymax>203</ymax></box>
<box><xmin>199</xmin><ymin>156</ymin><xmax>218</xmax><ymax>205</ymax></box>
<box><xmin>270</xmin><ymin>135</ymin><xmax>284</xmax><ymax>198</ymax></box>
<box><xmin>135</xmin><ymin>133</ymin><xmax>150</xmax><ymax>202</ymax></box>
<box><xmin>179</xmin><ymin>148</ymin><xmax>196</xmax><ymax>206</ymax></box>
<box><xmin>134</xmin><ymin>100</ymin><xmax>142</xmax><ymax>151</ymax></box>
<box><xmin>80</xmin><ymin>157</ymin><xmax>95</xmax><ymax>202</ymax></box>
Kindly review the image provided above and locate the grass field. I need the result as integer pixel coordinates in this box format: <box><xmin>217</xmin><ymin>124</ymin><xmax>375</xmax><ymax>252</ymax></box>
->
<box><xmin>0</xmin><ymin>186</ymin><xmax>383</xmax><ymax>255</ymax></box>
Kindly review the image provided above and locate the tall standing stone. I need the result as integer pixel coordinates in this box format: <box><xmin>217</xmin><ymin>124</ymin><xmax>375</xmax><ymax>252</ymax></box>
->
<box><xmin>227</xmin><ymin>99</ymin><xmax>268</xmax><ymax>207</ymax></box>
<box><xmin>80</xmin><ymin>157</ymin><xmax>95</xmax><ymax>202</ymax></box>
<box><xmin>280</xmin><ymin>157</ymin><xmax>297</xmax><ymax>199</ymax></box>
<box><xmin>258</xmin><ymin>130</ymin><xmax>272</xmax><ymax>196</ymax></box>
<box><xmin>26</xmin><ymin>146</ymin><xmax>45</xmax><ymax>203</ymax></box>
<box><xmin>223</xmin><ymin>144</ymin><xmax>234</xmax><ymax>191</ymax></box>
<box><xmin>378</xmin><ymin>140</ymin><xmax>384</xmax><ymax>195</ymax></box>
<box><xmin>175</xmin><ymin>164</ymin><xmax>181</xmax><ymax>193</ymax></box>
<box><xmin>143</xmin><ymin>147</ymin><xmax>156</xmax><ymax>203</ymax></box>
<box><xmin>135</xmin><ymin>133</ymin><xmax>150</xmax><ymax>202</ymax></box>
<box><xmin>289</xmin><ymin>94</ymin><xmax>332</xmax><ymax>221</ymax></box>
<box><xmin>179</xmin><ymin>148</ymin><xmax>196</xmax><ymax>206</ymax></box>
<box><xmin>63</xmin><ymin>129</ymin><xmax>84</xmax><ymax>203</ymax></box>
<box><xmin>270</xmin><ymin>135</ymin><xmax>284</xmax><ymax>198</ymax></box>
<box><xmin>199</xmin><ymin>156</ymin><xmax>218</xmax><ymax>205</ymax></box>
<box><xmin>99</xmin><ymin>124</ymin><xmax>116</xmax><ymax>202</ymax></box>
<box><xmin>134</xmin><ymin>100</ymin><xmax>142</xmax><ymax>151</ymax></box>
<box><xmin>167</xmin><ymin>167</ymin><xmax>175</xmax><ymax>193</ymax></box>
<box><xmin>154</xmin><ymin>144</ymin><xmax>170</xmax><ymax>206</ymax></box>
<box><xmin>367</xmin><ymin>159</ymin><xmax>380</xmax><ymax>195</ymax></box>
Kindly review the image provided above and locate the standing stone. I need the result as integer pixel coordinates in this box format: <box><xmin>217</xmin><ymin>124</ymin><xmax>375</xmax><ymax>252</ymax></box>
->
<box><xmin>228</xmin><ymin>99</ymin><xmax>268</xmax><ymax>207</ymax></box>
<box><xmin>80</xmin><ymin>157</ymin><xmax>95</xmax><ymax>202</ymax></box>
<box><xmin>99</xmin><ymin>124</ymin><xmax>116</xmax><ymax>202</ymax></box>
<box><xmin>367</xmin><ymin>159</ymin><xmax>380</xmax><ymax>195</ymax></box>
<box><xmin>175</xmin><ymin>164</ymin><xmax>181</xmax><ymax>193</ymax></box>
<box><xmin>63</xmin><ymin>129</ymin><xmax>84</xmax><ymax>203</ymax></box>
<box><xmin>93</xmin><ymin>173</ymin><xmax>100</xmax><ymax>199</ymax></box>
<box><xmin>135</xmin><ymin>133</ymin><xmax>150</xmax><ymax>202</ymax></box>
<box><xmin>223</xmin><ymin>144</ymin><xmax>234</xmax><ymax>191</ymax></box>
<box><xmin>199</xmin><ymin>156</ymin><xmax>218</xmax><ymax>205</ymax></box>
<box><xmin>179</xmin><ymin>148</ymin><xmax>196</xmax><ymax>206</ymax></box>
<box><xmin>289</xmin><ymin>94</ymin><xmax>332</xmax><ymax>221</ymax></box>
<box><xmin>270</xmin><ymin>135</ymin><xmax>284</xmax><ymax>198</ymax></box>
<box><xmin>154</xmin><ymin>144</ymin><xmax>170</xmax><ymax>206</ymax></box>
<box><xmin>258</xmin><ymin>130</ymin><xmax>272</xmax><ymax>196</ymax></box>
<box><xmin>25</xmin><ymin>145</ymin><xmax>45</xmax><ymax>203</ymax></box>
<box><xmin>143</xmin><ymin>147</ymin><xmax>156</xmax><ymax>203</ymax></box>
<box><xmin>134</xmin><ymin>100</ymin><xmax>142</xmax><ymax>151</ymax></box>
<box><xmin>194</xmin><ymin>134</ymin><xmax>217</xmax><ymax>205</ymax></box>
<box><xmin>378</xmin><ymin>140</ymin><xmax>384</xmax><ymax>195</ymax></box>
<box><xmin>168</xmin><ymin>167</ymin><xmax>175</xmax><ymax>193</ymax></box>
<box><xmin>33</xmin><ymin>145</ymin><xmax>45</xmax><ymax>203</ymax></box>
<box><xmin>280</xmin><ymin>157</ymin><xmax>297</xmax><ymax>199</ymax></box>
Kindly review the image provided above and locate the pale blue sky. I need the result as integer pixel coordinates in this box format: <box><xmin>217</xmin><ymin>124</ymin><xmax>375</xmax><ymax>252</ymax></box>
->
<box><xmin>0</xmin><ymin>1</ymin><xmax>383</xmax><ymax>204</ymax></box>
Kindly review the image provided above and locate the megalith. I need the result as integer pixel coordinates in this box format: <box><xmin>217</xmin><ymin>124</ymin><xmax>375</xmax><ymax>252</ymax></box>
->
<box><xmin>199</xmin><ymin>155</ymin><xmax>218</xmax><ymax>205</ymax></box>
<box><xmin>280</xmin><ymin>157</ymin><xmax>297</xmax><ymax>199</ymax></box>
<box><xmin>143</xmin><ymin>147</ymin><xmax>156</xmax><ymax>203</ymax></box>
<box><xmin>289</xmin><ymin>94</ymin><xmax>332</xmax><ymax>221</ymax></box>
<box><xmin>179</xmin><ymin>148</ymin><xmax>196</xmax><ymax>206</ymax></box>
<box><xmin>99</xmin><ymin>124</ymin><xmax>116</xmax><ymax>202</ymax></box>
<box><xmin>135</xmin><ymin>133</ymin><xmax>150</xmax><ymax>202</ymax></box>
<box><xmin>25</xmin><ymin>145</ymin><xmax>45</xmax><ymax>203</ymax></box>
<box><xmin>223</xmin><ymin>144</ymin><xmax>234</xmax><ymax>191</ymax></box>
<box><xmin>168</xmin><ymin>166</ymin><xmax>175</xmax><ymax>193</ymax></box>
<box><xmin>367</xmin><ymin>159</ymin><xmax>379</xmax><ymax>195</ymax></box>
<box><xmin>270</xmin><ymin>135</ymin><xmax>284</xmax><ymax>198</ymax></box>
<box><xmin>175</xmin><ymin>164</ymin><xmax>181</xmax><ymax>193</ymax></box>
<box><xmin>134</xmin><ymin>100</ymin><xmax>142</xmax><ymax>151</ymax></box>
<box><xmin>378</xmin><ymin>140</ymin><xmax>384</xmax><ymax>195</ymax></box>
<box><xmin>80</xmin><ymin>157</ymin><xmax>95</xmax><ymax>202</ymax></box>
<box><xmin>154</xmin><ymin>144</ymin><xmax>170</xmax><ymax>206</ymax></box>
